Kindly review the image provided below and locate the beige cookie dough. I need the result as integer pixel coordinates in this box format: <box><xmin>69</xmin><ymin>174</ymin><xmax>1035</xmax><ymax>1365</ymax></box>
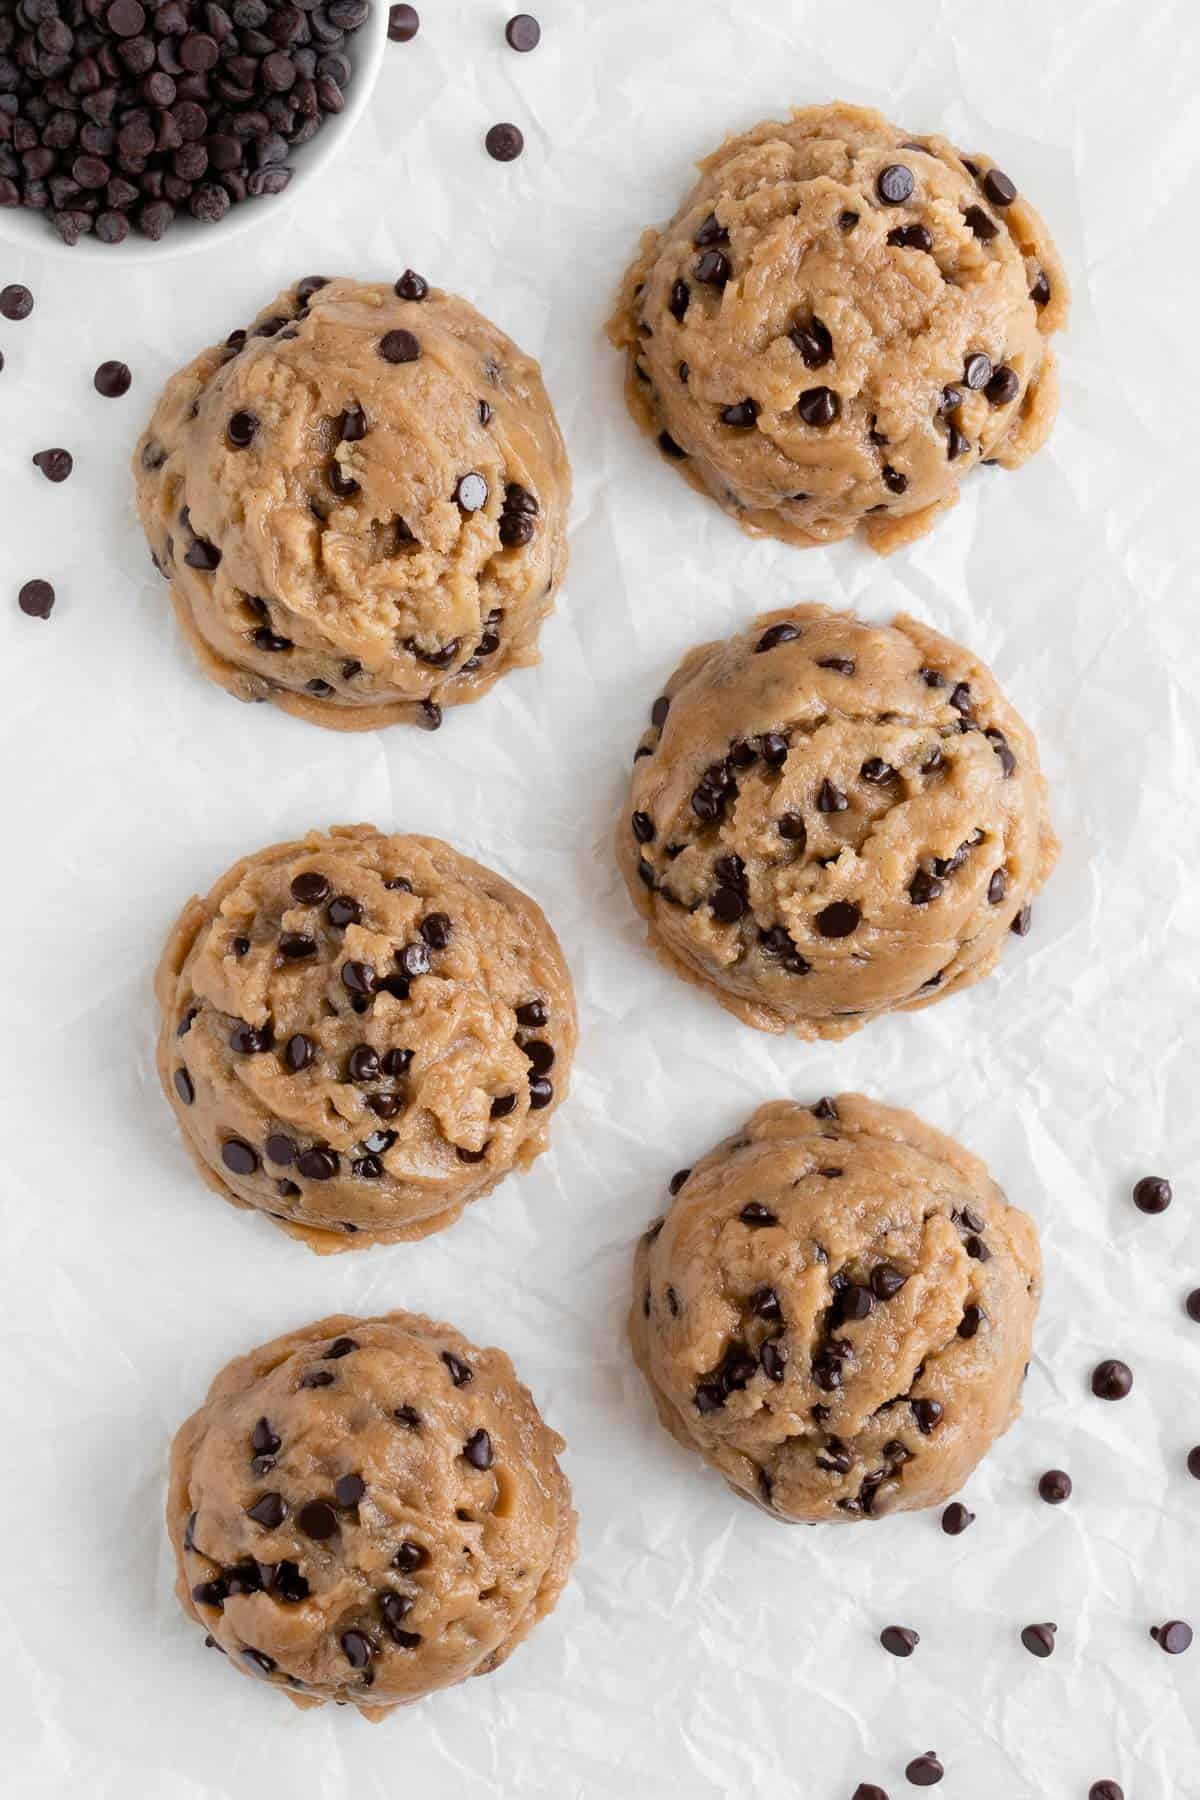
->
<box><xmin>630</xmin><ymin>1096</ymin><xmax>1041</xmax><ymax>1522</ymax></box>
<box><xmin>167</xmin><ymin>1310</ymin><xmax>577</xmax><ymax>1715</ymax></box>
<box><xmin>134</xmin><ymin>276</ymin><xmax>570</xmax><ymax>729</ymax></box>
<box><xmin>156</xmin><ymin>825</ymin><xmax>576</xmax><ymax>1251</ymax></box>
<box><xmin>616</xmin><ymin>604</ymin><xmax>1057</xmax><ymax>1038</ymax></box>
<box><xmin>609</xmin><ymin>102</ymin><xmax>1067</xmax><ymax>553</ymax></box>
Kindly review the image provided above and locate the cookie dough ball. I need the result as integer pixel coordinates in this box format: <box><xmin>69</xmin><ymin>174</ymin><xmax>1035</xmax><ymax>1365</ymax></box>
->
<box><xmin>167</xmin><ymin>1311</ymin><xmax>577</xmax><ymax>1714</ymax></box>
<box><xmin>609</xmin><ymin>103</ymin><xmax>1067</xmax><ymax>554</ymax></box>
<box><xmin>134</xmin><ymin>276</ymin><xmax>570</xmax><ymax>730</ymax></box>
<box><xmin>617</xmin><ymin>604</ymin><xmax>1057</xmax><ymax>1039</ymax></box>
<box><xmin>630</xmin><ymin>1096</ymin><xmax>1041</xmax><ymax>1522</ymax></box>
<box><xmin>156</xmin><ymin>826</ymin><xmax>576</xmax><ymax>1250</ymax></box>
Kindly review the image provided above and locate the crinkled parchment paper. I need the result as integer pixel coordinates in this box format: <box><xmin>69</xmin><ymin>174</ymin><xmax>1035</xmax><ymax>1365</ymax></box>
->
<box><xmin>2</xmin><ymin>0</ymin><xmax>1199</xmax><ymax>1793</ymax></box>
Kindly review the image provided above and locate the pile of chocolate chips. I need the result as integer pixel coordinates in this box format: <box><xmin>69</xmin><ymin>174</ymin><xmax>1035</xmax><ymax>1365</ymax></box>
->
<box><xmin>0</xmin><ymin>0</ymin><xmax>371</xmax><ymax>246</ymax></box>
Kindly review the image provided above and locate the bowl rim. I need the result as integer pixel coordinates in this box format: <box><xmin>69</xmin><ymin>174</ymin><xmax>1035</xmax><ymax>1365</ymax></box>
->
<box><xmin>0</xmin><ymin>1</ymin><xmax>388</xmax><ymax>267</ymax></box>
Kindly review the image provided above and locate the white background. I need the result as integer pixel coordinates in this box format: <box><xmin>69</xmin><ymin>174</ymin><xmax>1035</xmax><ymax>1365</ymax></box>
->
<box><xmin>3</xmin><ymin>1</ymin><xmax>1200</xmax><ymax>1794</ymax></box>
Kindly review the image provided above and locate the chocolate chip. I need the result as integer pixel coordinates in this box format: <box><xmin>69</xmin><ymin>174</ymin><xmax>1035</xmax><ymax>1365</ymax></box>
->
<box><xmin>852</xmin><ymin>1788</ymin><xmax>888</xmax><ymax>1800</ymax></box>
<box><xmin>523</xmin><ymin>1039</ymin><xmax>555</xmax><ymax>1075</ymax></box>
<box><xmin>1021</xmin><ymin>1622</ymin><xmax>1057</xmax><ymax>1658</ymax></box>
<box><xmin>963</xmin><ymin>204</ymin><xmax>998</xmax><ymax>241</ymax></box>
<box><xmin>760</xmin><ymin>1341</ymin><xmax>788</xmax><ymax>1382</ymax></box>
<box><xmin>328</xmin><ymin>895</ymin><xmax>362</xmax><ymax>928</ymax></box>
<box><xmin>230</xmin><ymin>1020</ymin><xmax>272</xmax><ymax>1054</ymax></box>
<box><xmin>941</xmin><ymin>1501</ymin><xmax>974</xmax><ymax>1535</ymax></box>
<box><xmin>94</xmin><ymin>360</ymin><xmax>132</xmax><ymax>398</ymax></box>
<box><xmin>904</xmin><ymin>1753</ymin><xmax>943</xmax><ymax>1787</ymax></box>
<box><xmin>284</xmin><ymin>1034</ymin><xmax>314</xmax><ymax>1073</ymax></box>
<box><xmin>528</xmin><ymin>1075</ymin><xmax>553</xmax><ymax>1109</ymax></box>
<box><xmin>985</xmin><ymin>364</ymin><xmax>1020</xmax><ymax>406</ymax></box>
<box><xmin>756</xmin><ymin>622</ymin><xmax>800</xmax><ymax>653</ymax></box>
<box><xmin>341</xmin><ymin>960</ymin><xmax>376</xmax><ymax>996</ymax></box>
<box><xmin>1187</xmin><ymin>1290</ymin><xmax>1200</xmax><ymax>1323</ymax></box>
<box><xmin>279</xmin><ymin>931</ymin><xmax>317</xmax><ymax>960</ymax></box>
<box><xmin>888</xmin><ymin>222</ymin><xmax>932</xmax><ymax>252</ymax></box>
<box><xmin>838</xmin><ymin>210</ymin><xmax>859</xmax><ymax>231</ymax></box>
<box><xmin>963</xmin><ymin>352</ymin><xmax>992</xmax><ymax>391</ymax></box>
<box><xmin>388</xmin><ymin>4</ymin><xmax>419</xmax><ymax>40</ymax></box>
<box><xmin>876</xmin><ymin>163</ymin><xmax>914</xmax><ymax>204</ymax></box>
<box><xmin>797</xmin><ymin>386</ymin><xmax>839</xmax><ymax>427</ymax></box>
<box><xmin>788</xmin><ymin>315</ymin><xmax>833</xmax><ymax>367</ymax></box>
<box><xmin>296</xmin><ymin>1499</ymin><xmax>337</xmax><ymax>1540</ymax></box>
<box><xmin>340</xmin><ymin>1629</ymin><xmax>373</xmax><ymax>1670</ymax></box>
<box><xmin>987</xmin><ymin>869</ymin><xmax>1008</xmax><ymax>905</ymax></box>
<box><xmin>464</xmin><ymin>1428</ymin><xmax>493</xmax><ymax>1469</ymax></box>
<box><xmin>18</xmin><ymin>579</ymin><xmax>56</xmax><ymax>619</ymax></box>
<box><xmin>694</xmin><ymin>248</ymin><xmax>730</xmax><ymax>286</ymax></box>
<box><xmin>1037</xmin><ymin>1468</ymin><xmax>1072</xmax><ymax>1504</ymax></box>
<box><xmin>184</xmin><ymin>537</ymin><xmax>221</xmax><ymax>571</ymax></box>
<box><xmin>246</xmin><ymin>1491</ymin><xmax>287</xmax><ymax>1529</ymax></box>
<box><xmin>191</xmin><ymin>1578</ymin><xmax>228</xmax><ymax>1608</ymax></box>
<box><xmin>221</xmin><ymin>1139</ymin><xmax>258</xmax><ymax>1176</ymax></box>
<box><xmin>33</xmin><ymin>448</ymin><xmax>73</xmax><ymax>483</ymax></box>
<box><xmin>1030</xmin><ymin>270</ymin><xmax>1051</xmax><ymax>306</ymax></box>
<box><xmin>946</xmin><ymin>422</ymin><xmax>970</xmax><ymax>461</ymax></box>
<box><xmin>815</xmin><ymin>901</ymin><xmax>860</xmax><ymax>937</ymax></box>
<box><xmin>1188</xmin><ymin>1448</ymin><xmax>1200</xmax><ymax>1480</ymax></box>
<box><xmin>881</xmin><ymin>1625</ymin><xmax>919</xmax><ymax>1657</ymax></box>
<box><xmin>912</xmin><ymin>1398</ymin><xmax>943</xmax><ymax>1433</ymax></box>
<box><xmin>334</xmin><ymin>1473</ymin><xmax>365</xmax><ymax>1507</ymax></box>
<box><xmin>817</xmin><ymin>778</ymin><xmax>847</xmax><ymax>813</ymax></box>
<box><xmin>668</xmin><ymin>279</ymin><xmax>689</xmax><ymax>321</ymax></box>
<box><xmin>1133</xmin><ymin>1175</ymin><xmax>1172</xmax><ymax>1214</ymax></box>
<box><xmin>1091</xmin><ymin>1359</ymin><xmax>1133</xmax><ymax>1400</ymax></box>
<box><xmin>295</xmin><ymin>1146</ymin><xmax>337</xmax><ymax>1181</ymax></box>
<box><xmin>958</xmin><ymin>1305</ymin><xmax>985</xmax><ymax>1339</ymax></box>
<box><xmin>860</xmin><ymin>757</ymin><xmax>894</xmax><ymax>784</ymax></box>
<box><xmin>516</xmin><ymin>998</ymin><xmax>549</xmax><ymax>1029</ymax></box>
<box><xmin>750</xmin><ymin>1285</ymin><xmax>781</xmax><ymax>1322</ymax></box>
<box><xmin>1152</xmin><ymin>1620</ymin><xmax>1193</xmax><ymax>1654</ymax></box>
<box><xmin>909</xmin><ymin>868</ymin><xmax>943</xmax><ymax>905</ymax></box>
<box><xmin>739</xmin><ymin>1202</ymin><xmax>777</xmax><ymax>1228</ymax></box>
<box><xmin>1010</xmin><ymin>903</ymin><xmax>1032</xmax><ymax>937</ymax></box>
<box><xmin>379</xmin><ymin>329</ymin><xmax>421</xmax><ymax>364</ymax></box>
<box><xmin>982</xmin><ymin>167</ymin><xmax>1017</xmax><ymax>207</ymax></box>
<box><xmin>454</xmin><ymin>472</ymin><xmax>488</xmax><ymax>513</ymax></box>
<box><xmin>173</xmin><ymin>1067</ymin><xmax>194</xmax><ymax>1105</ymax></box>
<box><xmin>441</xmin><ymin>1350</ymin><xmax>473</xmax><ymax>1388</ymax></box>
<box><xmin>778</xmin><ymin>812</ymin><xmax>807</xmax><ymax>845</ymax></box>
<box><xmin>657</xmin><ymin>431</ymin><xmax>687</xmax><ymax>459</ymax></box>
<box><xmin>505</xmin><ymin>13</ymin><xmax>540</xmax><ymax>51</ymax></box>
<box><xmin>721</xmin><ymin>397</ymin><xmax>760</xmax><ymax>428</ymax></box>
<box><xmin>0</xmin><ymin>285</ymin><xmax>34</xmax><ymax>321</ymax></box>
<box><xmin>1089</xmin><ymin>1786</ymin><xmax>1124</xmax><ymax>1800</ymax></box>
<box><xmin>485</xmin><ymin>122</ymin><xmax>524</xmax><ymax>162</ymax></box>
<box><xmin>299</xmin><ymin>1370</ymin><xmax>334</xmax><ymax>1389</ymax></box>
<box><xmin>694</xmin><ymin>212</ymin><xmax>728</xmax><ymax>246</ymax></box>
<box><xmin>226</xmin><ymin>409</ymin><xmax>258</xmax><ymax>449</ymax></box>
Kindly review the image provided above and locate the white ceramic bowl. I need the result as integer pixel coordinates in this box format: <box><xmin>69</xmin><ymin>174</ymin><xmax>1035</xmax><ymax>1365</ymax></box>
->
<box><xmin>0</xmin><ymin>2</ymin><xmax>388</xmax><ymax>265</ymax></box>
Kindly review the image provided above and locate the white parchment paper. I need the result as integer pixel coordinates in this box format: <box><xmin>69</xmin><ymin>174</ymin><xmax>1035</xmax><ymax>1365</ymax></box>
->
<box><xmin>3</xmin><ymin>1</ymin><xmax>1200</xmax><ymax>1793</ymax></box>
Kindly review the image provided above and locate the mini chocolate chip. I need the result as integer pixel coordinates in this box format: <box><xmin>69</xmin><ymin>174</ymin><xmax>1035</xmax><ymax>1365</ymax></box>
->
<box><xmin>658</xmin><ymin>431</ymin><xmax>687</xmax><ymax>459</ymax></box>
<box><xmin>523</xmin><ymin>1039</ymin><xmax>555</xmax><ymax>1075</ymax></box>
<box><xmin>394</xmin><ymin>270</ymin><xmax>428</xmax><ymax>303</ymax></box>
<box><xmin>230</xmin><ymin>1020</ymin><xmax>273</xmax><ymax>1054</ymax></box>
<box><xmin>721</xmin><ymin>397</ymin><xmax>759</xmax><ymax>428</ymax></box>
<box><xmin>95</xmin><ymin>361</ymin><xmax>132</xmax><ymax>398</ymax></box>
<box><xmin>1186</xmin><ymin>1290</ymin><xmax>1200</xmax><ymax>1322</ymax></box>
<box><xmin>173</xmin><ymin>1068</ymin><xmax>194</xmax><ymax>1105</ymax></box>
<box><xmin>797</xmin><ymin>386</ymin><xmax>839</xmax><ymax>427</ymax></box>
<box><xmin>668</xmin><ymin>1168</ymin><xmax>691</xmax><ymax>1196</ymax></box>
<box><xmin>985</xmin><ymin>364</ymin><xmax>1020</xmax><ymax>406</ymax></box>
<box><xmin>946</xmin><ymin>422</ymin><xmax>970</xmax><ymax>461</ymax></box>
<box><xmin>905</xmin><ymin>1753</ymin><xmax>943</xmax><ymax>1787</ymax></box>
<box><xmin>982</xmin><ymin>167</ymin><xmax>1017</xmax><ymax>207</ymax></box>
<box><xmin>1038</xmin><ymin>1469</ymin><xmax>1072</xmax><ymax>1504</ymax></box>
<box><xmin>760</xmin><ymin>1340</ymin><xmax>787</xmax><ymax>1382</ymax></box>
<box><xmin>490</xmin><ymin>1093</ymin><xmax>517</xmax><ymax>1119</ymax></box>
<box><xmin>941</xmin><ymin>1501</ymin><xmax>974</xmax><ymax>1535</ymax></box>
<box><xmin>1091</xmin><ymin>1359</ymin><xmax>1132</xmax><ymax>1400</ymax></box>
<box><xmin>485</xmin><ymin>122</ymin><xmax>523</xmax><ymax>162</ymax></box>
<box><xmin>852</xmin><ymin>1788</ymin><xmax>888</xmax><ymax>1800</ymax></box>
<box><xmin>1152</xmin><ymin>1620</ymin><xmax>1193</xmax><ymax>1654</ymax></box>
<box><xmin>1021</xmin><ymin>1622</ymin><xmax>1057</xmax><ymax>1658</ymax></box>
<box><xmin>378</xmin><ymin>329</ymin><xmax>420</xmax><ymax>364</ymax></box>
<box><xmin>739</xmin><ymin>1202</ymin><xmax>778</xmax><ymax>1228</ymax></box>
<box><xmin>632</xmin><ymin>811</ymin><xmax>655</xmax><ymax>844</ymax></box>
<box><xmin>221</xmin><ymin>1138</ymin><xmax>258</xmax><ymax>1176</ymax></box>
<box><xmin>881</xmin><ymin>1625</ymin><xmax>919</xmax><ymax>1658</ymax></box>
<box><xmin>297</xmin><ymin>1499</ymin><xmax>337</xmax><ymax>1539</ymax></box>
<box><xmin>694</xmin><ymin>212</ymin><xmax>728</xmax><ymax>246</ymax></box>
<box><xmin>963</xmin><ymin>204</ymin><xmax>998</xmax><ymax>241</ymax></box>
<box><xmin>869</xmin><ymin>1263</ymin><xmax>907</xmax><ymax>1301</ymax></box>
<box><xmin>1133</xmin><ymin>1175</ymin><xmax>1172</xmax><ymax>1214</ymax></box>
<box><xmin>393</xmin><ymin>1406</ymin><xmax>422</xmax><ymax>1431</ymax></box>
<box><xmin>876</xmin><ymin>163</ymin><xmax>914</xmax><ymax>204</ymax></box>
<box><xmin>838</xmin><ymin>210</ymin><xmax>859</xmax><ymax>231</ymax></box>
<box><xmin>711</xmin><ymin>886</ymin><xmax>746</xmax><ymax>924</ymax></box>
<box><xmin>392</xmin><ymin>1538</ymin><xmax>426</xmax><ymax>1571</ymax></box>
<box><xmin>296</xmin><ymin>1146</ymin><xmax>338</xmax><ymax>1180</ymax></box>
<box><xmin>464</xmin><ymin>1428</ymin><xmax>493</xmax><ymax>1470</ymax></box>
<box><xmin>227</xmin><ymin>410</ymin><xmax>258</xmax><ymax>449</ymax></box>
<box><xmin>191</xmin><ymin>1579</ymin><xmax>228</xmax><ymax>1608</ymax></box>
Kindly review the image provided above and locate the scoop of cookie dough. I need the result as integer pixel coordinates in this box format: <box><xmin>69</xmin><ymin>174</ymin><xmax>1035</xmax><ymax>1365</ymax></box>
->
<box><xmin>156</xmin><ymin>825</ymin><xmax>576</xmax><ymax>1250</ymax></box>
<box><xmin>609</xmin><ymin>102</ymin><xmax>1067</xmax><ymax>554</ymax></box>
<box><xmin>630</xmin><ymin>1096</ymin><xmax>1041</xmax><ymax>1522</ymax></box>
<box><xmin>134</xmin><ymin>276</ymin><xmax>570</xmax><ymax>730</ymax></box>
<box><xmin>617</xmin><ymin>603</ymin><xmax>1057</xmax><ymax>1038</ymax></box>
<box><xmin>167</xmin><ymin>1311</ymin><xmax>577</xmax><ymax>1714</ymax></box>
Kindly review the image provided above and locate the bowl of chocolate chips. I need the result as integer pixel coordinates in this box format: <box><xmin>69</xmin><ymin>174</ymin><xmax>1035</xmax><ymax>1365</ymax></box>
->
<box><xmin>0</xmin><ymin>0</ymin><xmax>387</xmax><ymax>259</ymax></box>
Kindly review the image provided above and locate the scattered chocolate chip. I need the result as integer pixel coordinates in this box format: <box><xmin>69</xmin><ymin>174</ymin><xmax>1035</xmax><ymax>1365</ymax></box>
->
<box><xmin>94</xmin><ymin>360</ymin><xmax>132</xmax><ymax>399</ymax></box>
<box><xmin>454</xmin><ymin>472</ymin><xmax>488</xmax><ymax>513</ymax></box>
<box><xmin>941</xmin><ymin>1501</ymin><xmax>974</xmax><ymax>1535</ymax></box>
<box><xmin>296</xmin><ymin>1499</ymin><xmax>337</xmax><ymax>1539</ymax></box>
<box><xmin>852</xmin><ymin>1788</ymin><xmax>888</xmax><ymax>1800</ymax></box>
<box><xmin>987</xmin><ymin>869</ymin><xmax>1008</xmax><ymax>905</ymax></box>
<box><xmin>1133</xmin><ymin>1175</ymin><xmax>1172</xmax><ymax>1215</ymax></box>
<box><xmin>388</xmin><ymin>4</ymin><xmax>419</xmax><ymax>40</ymax></box>
<box><xmin>759</xmin><ymin>1340</ymin><xmax>787</xmax><ymax>1382</ymax></box>
<box><xmin>946</xmin><ymin>422</ymin><xmax>970</xmax><ymax>461</ymax></box>
<box><xmin>1088</xmin><ymin>1786</ymin><xmax>1124</xmax><ymax>1800</ymax></box>
<box><xmin>516</xmin><ymin>998</ymin><xmax>549</xmax><ymax>1029</ymax></box>
<box><xmin>1021</xmin><ymin>1622</ymin><xmax>1057</xmax><ymax>1658</ymax></box>
<box><xmin>881</xmin><ymin>465</ymin><xmax>909</xmax><ymax>494</ymax></box>
<box><xmin>279</xmin><ymin>931</ymin><xmax>317</xmax><ymax>960</ymax></box>
<box><xmin>505</xmin><ymin>13</ymin><xmax>540</xmax><ymax>51</ymax></box>
<box><xmin>18</xmin><ymin>579</ymin><xmax>55</xmax><ymax>619</ymax></box>
<box><xmin>694</xmin><ymin>212</ymin><xmax>728</xmax><ymax>247</ymax></box>
<box><xmin>1186</xmin><ymin>1290</ymin><xmax>1200</xmax><ymax>1322</ymax></box>
<box><xmin>1091</xmin><ymin>1359</ymin><xmax>1132</xmax><ymax>1400</ymax></box>
<box><xmin>904</xmin><ymin>1752</ymin><xmax>943</xmax><ymax>1787</ymax></box>
<box><xmin>1</xmin><ymin>285</ymin><xmax>33</xmax><ymax>320</ymax></box>
<box><xmin>958</xmin><ymin>1305</ymin><xmax>985</xmax><ymax>1339</ymax></box>
<box><xmin>839</xmin><ymin>210</ymin><xmax>859</xmax><ymax>231</ymax></box>
<box><xmin>485</xmin><ymin>122</ymin><xmax>524</xmax><ymax>162</ymax></box>
<box><xmin>881</xmin><ymin>1626</ymin><xmax>919</xmax><ymax>1658</ymax></box>
<box><xmin>528</xmin><ymin>1076</ymin><xmax>553</xmax><ymax>1109</ymax></box>
<box><xmin>1038</xmin><ymin>1469</ymin><xmax>1072</xmax><ymax>1504</ymax></box>
<box><xmin>328</xmin><ymin>894</ymin><xmax>362</xmax><ymax>929</ymax></box>
<box><xmin>33</xmin><ymin>448</ymin><xmax>73</xmax><ymax>483</ymax></box>
<box><xmin>756</xmin><ymin>621</ymin><xmax>800</xmax><ymax>653</ymax></box>
<box><xmin>341</xmin><ymin>959</ymin><xmax>376</xmax><ymax>996</ymax></box>
<box><xmin>1151</xmin><ymin>1620</ymin><xmax>1193</xmax><ymax>1654</ymax></box>
<box><xmin>876</xmin><ymin>163</ymin><xmax>914</xmax><ymax>204</ymax></box>
<box><xmin>1187</xmin><ymin>1448</ymin><xmax>1200</xmax><ymax>1479</ymax></box>
<box><xmin>221</xmin><ymin>1139</ymin><xmax>258</xmax><ymax>1176</ymax></box>
<box><xmin>818</xmin><ymin>655</ymin><xmax>856</xmax><ymax>675</ymax></box>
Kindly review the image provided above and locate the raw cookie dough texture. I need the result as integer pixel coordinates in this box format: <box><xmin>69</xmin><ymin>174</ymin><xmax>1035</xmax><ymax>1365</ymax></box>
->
<box><xmin>609</xmin><ymin>103</ymin><xmax>1067</xmax><ymax>553</ymax></box>
<box><xmin>630</xmin><ymin>1096</ymin><xmax>1042</xmax><ymax>1522</ymax></box>
<box><xmin>617</xmin><ymin>604</ymin><xmax>1057</xmax><ymax>1039</ymax></box>
<box><xmin>134</xmin><ymin>277</ymin><xmax>570</xmax><ymax>729</ymax></box>
<box><xmin>156</xmin><ymin>825</ymin><xmax>576</xmax><ymax>1251</ymax></box>
<box><xmin>167</xmin><ymin>1311</ymin><xmax>577</xmax><ymax>1715</ymax></box>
